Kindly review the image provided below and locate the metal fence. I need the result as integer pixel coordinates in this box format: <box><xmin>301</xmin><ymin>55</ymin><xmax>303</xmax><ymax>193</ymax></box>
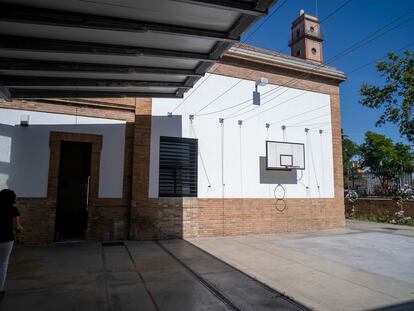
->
<box><xmin>344</xmin><ymin>170</ymin><xmax>414</xmax><ymax>197</ymax></box>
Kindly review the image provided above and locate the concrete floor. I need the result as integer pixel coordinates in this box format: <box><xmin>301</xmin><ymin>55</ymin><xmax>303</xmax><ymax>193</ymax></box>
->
<box><xmin>188</xmin><ymin>220</ymin><xmax>414</xmax><ymax>311</ymax></box>
<box><xmin>2</xmin><ymin>221</ymin><xmax>414</xmax><ymax>311</ymax></box>
<box><xmin>0</xmin><ymin>240</ymin><xmax>306</xmax><ymax>311</ymax></box>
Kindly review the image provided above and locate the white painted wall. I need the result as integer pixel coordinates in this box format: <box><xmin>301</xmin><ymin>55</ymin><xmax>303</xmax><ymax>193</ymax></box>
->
<box><xmin>151</xmin><ymin>73</ymin><xmax>335</xmax><ymax>198</ymax></box>
<box><xmin>0</xmin><ymin>109</ymin><xmax>125</xmax><ymax>198</ymax></box>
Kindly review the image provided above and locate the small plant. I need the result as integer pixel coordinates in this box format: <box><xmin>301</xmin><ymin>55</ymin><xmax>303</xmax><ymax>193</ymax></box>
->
<box><xmin>346</xmin><ymin>190</ymin><xmax>359</xmax><ymax>218</ymax></box>
<box><xmin>391</xmin><ymin>185</ymin><xmax>413</xmax><ymax>225</ymax></box>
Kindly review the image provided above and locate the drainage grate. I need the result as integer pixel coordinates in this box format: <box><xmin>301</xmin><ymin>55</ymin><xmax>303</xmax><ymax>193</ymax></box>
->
<box><xmin>102</xmin><ymin>240</ymin><xmax>125</xmax><ymax>247</ymax></box>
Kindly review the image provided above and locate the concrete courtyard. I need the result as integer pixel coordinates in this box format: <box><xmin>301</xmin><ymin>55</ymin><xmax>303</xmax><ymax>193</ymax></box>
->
<box><xmin>0</xmin><ymin>240</ymin><xmax>306</xmax><ymax>311</ymax></box>
<box><xmin>1</xmin><ymin>220</ymin><xmax>414</xmax><ymax>311</ymax></box>
<box><xmin>189</xmin><ymin>220</ymin><xmax>414</xmax><ymax>311</ymax></box>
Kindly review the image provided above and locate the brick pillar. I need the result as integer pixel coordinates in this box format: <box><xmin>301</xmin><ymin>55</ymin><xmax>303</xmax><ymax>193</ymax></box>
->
<box><xmin>330</xmin><ymin>90</ymin><xmax>346</xmax><ymax>226</ymax></box>
<box><xmin>129</xmin><ymin>98</ymin><xmax>156</xmax><ymax>239</ymax></box>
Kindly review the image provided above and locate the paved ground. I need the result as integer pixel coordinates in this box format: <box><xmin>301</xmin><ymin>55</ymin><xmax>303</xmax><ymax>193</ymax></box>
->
<box><xmin>0</xmin><ymin>240</ymin><xmax>307</xmax><ymax>311</ymax></box>
<box><xmin>2</xmin><ymin>221</ymin><xmax>413</xmax><ymax>311</ymax></box>
<box><xmin>188</xmin><ymin>220</ymin><xmax>414</xmax><ymax>311</ymax></box>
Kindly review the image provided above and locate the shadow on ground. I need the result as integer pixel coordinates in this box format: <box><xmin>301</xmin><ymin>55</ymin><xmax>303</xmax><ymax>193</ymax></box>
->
<box><xmin>1</xmin><ymin>240</ymin><xmax>307</xmax><ymax>311</ymax></box>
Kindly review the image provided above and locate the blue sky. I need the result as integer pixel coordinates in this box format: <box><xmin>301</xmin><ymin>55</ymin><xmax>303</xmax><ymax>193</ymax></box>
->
<box><xmin>242</xmin><ymin>0</ymin><xmax>413</xmax><ymax>145</ymax></box>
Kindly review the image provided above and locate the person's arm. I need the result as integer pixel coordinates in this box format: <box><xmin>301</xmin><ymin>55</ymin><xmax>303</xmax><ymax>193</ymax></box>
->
<box><xmin>13</xmin><ymin>216</ymin><xmax>23</xmax><ymax>232</ymax></box>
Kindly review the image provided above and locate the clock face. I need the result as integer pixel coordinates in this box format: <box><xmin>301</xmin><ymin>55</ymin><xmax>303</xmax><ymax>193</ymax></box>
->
<box><xmin>311</xmin><ymin>48</ymin><xmax>317</xmax><ymax>55</ymax></box>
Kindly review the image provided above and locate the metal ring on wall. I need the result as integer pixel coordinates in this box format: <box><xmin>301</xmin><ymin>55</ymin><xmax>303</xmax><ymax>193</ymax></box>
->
<box><xmin>274</xmin><ymin>199</ymin><xmax>287</xmax><ymax>212</ymax></box>
<box><xmin>274</xmin><ymin>184</ymin><xmax>285</xmax><ymax>199</ymax></box>
<box><xmin>273</xmin><ymin>184</ymin><xmax>287</xmax><ymax>212</ymax></box>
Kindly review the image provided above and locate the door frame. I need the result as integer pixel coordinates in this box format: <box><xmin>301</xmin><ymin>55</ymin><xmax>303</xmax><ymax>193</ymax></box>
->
<box><xmin>48</xmin><ymin>132</ymin><xmax>103</xmax><ymax>240</ymax></box>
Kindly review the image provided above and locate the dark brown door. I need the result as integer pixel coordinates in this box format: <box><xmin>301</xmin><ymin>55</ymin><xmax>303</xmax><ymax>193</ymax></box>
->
<box><xmin>55</xmin><ymin>141</ymin><xmax>92</xmax><ymax>241</ymax></box>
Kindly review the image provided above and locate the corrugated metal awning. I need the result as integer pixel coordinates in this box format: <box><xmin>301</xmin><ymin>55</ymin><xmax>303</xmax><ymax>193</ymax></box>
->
<box><xmin>0</xmin><ymin>0</ymin><xmax>277</xmax><ymax>100</ymax></box>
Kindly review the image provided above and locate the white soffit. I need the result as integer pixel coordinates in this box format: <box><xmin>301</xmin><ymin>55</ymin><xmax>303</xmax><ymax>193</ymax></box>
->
<box><xmin>0</xmin><ymin>0</ymin><xmax>277</xmax><ymax>100</ymax></box>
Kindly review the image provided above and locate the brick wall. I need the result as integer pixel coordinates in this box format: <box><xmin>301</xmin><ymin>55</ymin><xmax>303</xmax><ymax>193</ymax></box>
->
<box><xmin>345</xmin><ymin>198</ymin><xmax>414</xmax><ymax>219</ymax></box>
<box><xmin>183</xmin><ymin>198</ymin><xmax>344</xmax><ymax>237</ymax></box>
<box><xmin>129</xmin><ymin>58</ymin><xmax>345</xmax><ymax>240</ymax></box>
<box><xmin>127</xmin><ymin>197</ymin><xmax>344</xmax><ymax>240</ymax></box>
<box><xmin>2</xmin><ymin>49</ymin><xmax>346</xmax><ymax>243</ymax></box>
<box><xmin>17</xmin><ymin>198</ymin><xmax>55</xmax><ymax>244</ymax></box>
<box><xmin>1</xmin><ymin>98</ymin><xmax>135</xmax><ymax>244</ymax></box>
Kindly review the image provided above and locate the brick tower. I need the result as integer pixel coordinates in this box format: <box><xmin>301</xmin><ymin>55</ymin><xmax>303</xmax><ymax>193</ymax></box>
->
<box><xmin>289</xmin><ymin>9</ymin><xmax>324</xmax><ymax>63</ymax></box>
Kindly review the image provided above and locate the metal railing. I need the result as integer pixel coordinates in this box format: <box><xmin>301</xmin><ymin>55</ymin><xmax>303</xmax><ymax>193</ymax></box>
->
<box><xmin>344</xmin><ymin>170</ymin><xmax>414</xmax><ymax>197</ymax></box>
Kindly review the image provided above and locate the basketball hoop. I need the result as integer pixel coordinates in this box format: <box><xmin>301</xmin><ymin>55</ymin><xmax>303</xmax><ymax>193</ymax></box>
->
<box><xmin>266</xmin><ymin>140</ymin><xmax>305</xmax><ymax>170</ymax></box>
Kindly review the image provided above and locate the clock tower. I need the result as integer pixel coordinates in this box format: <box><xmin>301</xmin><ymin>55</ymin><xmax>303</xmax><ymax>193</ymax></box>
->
<box><xmin>289</xmin><ymin>9</ymin><xmax>324</xmax><ymax>63</ymax></box>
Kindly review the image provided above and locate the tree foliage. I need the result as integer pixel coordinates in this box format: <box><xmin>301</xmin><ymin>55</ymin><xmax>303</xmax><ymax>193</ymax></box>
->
<box><xmin>342</xmin><ymin>130</ymin><xmax>360</xmax><ymax>175</ymax></box>
<box><xmin>360</xmin><ymin>131</ymin><xmax>414</xmax><ymax>191</ymax></box>
<box><xmin>360</xmin><ymin>50</ymin><xmax>414</xmax><ymax>141</ymax></box>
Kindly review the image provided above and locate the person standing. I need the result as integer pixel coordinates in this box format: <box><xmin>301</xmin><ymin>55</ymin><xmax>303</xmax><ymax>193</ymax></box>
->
<box><xmin>0</xmin><ymin>189</ymin><xmax>23</xmax><ymax>297</ymax></box>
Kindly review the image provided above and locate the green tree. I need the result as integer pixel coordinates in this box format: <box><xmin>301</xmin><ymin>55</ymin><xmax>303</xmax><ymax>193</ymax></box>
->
<box><xmin>360</xmin><ymin>50</ymin><xmax>414</xmax><ymax>141</ymax></box>
<box><xmin>360</xmin><ymin>131</ymin><xmax>414</xmax><ymax>192</ymax></box>
<box><xmin>342</xmin><ymin>130</ymin><xmax>360</xmax><ymax>176</ymax></box>
<box><xmin>394</xmin><ymin>142</ymin><xmax>414</xmax><ymax>170</ymax></box>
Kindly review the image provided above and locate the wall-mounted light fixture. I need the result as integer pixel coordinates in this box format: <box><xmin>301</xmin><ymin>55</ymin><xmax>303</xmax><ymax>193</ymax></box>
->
<box><xmin>20</xmin><ymin>114</ymin><xmax>29</xmax><ymax>127</ymax></box>
<box><xmin>253</xmin><ymin>77</ymin><xmax>268</xmax><ymax>106</ymax></box>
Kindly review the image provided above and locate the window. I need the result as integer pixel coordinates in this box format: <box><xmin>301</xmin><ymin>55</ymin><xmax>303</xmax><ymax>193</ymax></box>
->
<box><xmin>296</xmin><ymin>49</ymin><xmax>301</xmax><ymax>56</ymax></box>
<box><xmin>159</xmin><ymin>136</ymin><xmax>198</xmax><ymax>197</ymax></box>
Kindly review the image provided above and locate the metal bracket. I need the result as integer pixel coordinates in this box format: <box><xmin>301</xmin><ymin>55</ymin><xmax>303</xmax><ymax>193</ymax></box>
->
<box><xmin>219</xmin><ymin>118</ymin><xmax>224</xmax><ymax>124</ymax></box>
<box><xmin>238</xmin><ymin>120</ymin><xmax>243</xmax><ymax>126</ymax></box>
<box><xmin>189</xmin><ymin>114</ymin><xmax>194</xmax><ymax>121</ymax></box>
<box><xmin>265</xmin><ymin>123</ymin><xmax>270</xmax><ymax>129</ymax></box>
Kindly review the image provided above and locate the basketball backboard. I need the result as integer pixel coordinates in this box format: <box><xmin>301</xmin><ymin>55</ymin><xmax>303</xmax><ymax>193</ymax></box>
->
<box><xmin>266</xmin><ymin>140</ymin><xmax>305</xmax><ymax>170</ymax></box>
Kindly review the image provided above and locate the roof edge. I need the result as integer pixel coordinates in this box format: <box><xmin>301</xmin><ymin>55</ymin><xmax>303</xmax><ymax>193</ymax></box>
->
<box><xmin>223</xmin><ymin>44</ymin><xmax>347</xmax><ymax>83</ymax></box>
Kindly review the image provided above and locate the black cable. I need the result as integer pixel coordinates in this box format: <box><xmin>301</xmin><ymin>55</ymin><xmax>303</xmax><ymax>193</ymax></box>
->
<box><xmin>233</xmin><ymin>9</ymin><xmax>414</xmax><ymax>122</ymax></box>
<box><xmin>196</xmin><ymin>98</ymin><xmax>252</xmax><ymax>117</ymax></box>
<box><xmin>192</xmin><ymin>1</ymin><xmax>290</xmax><ymax>116</ymax></box>
<box><xmin>194</xmin><ymin>0</ymin><xmax>353</xmax><ymax>117</ymax></box>
<box><xmin>243</xmin><ymin>0</ymin><xmax>289</xmax><ymax>42</ymax></box>
<box><xmin>195</xmin><ymin>79</ymin><xmax>245</xmax><ymax>115</ymax></box>
<box><xmin>287</xmin><ymin>114</ymin><xmax>331</xmax><ymax>126</ymax></box>
<box><xmin>279</xmin><ymin>0</ymin><xmax>353</xmax><ymax>54</ymax></box>
<box><xmin>170</xmin><ymin>73</ymin><xmax>212</xmax><ymax>113</ymax></box>
<box><xmin>234</xmin><ymin>90</ymin><xmax>308</xmax><ymax>120</ymax></box>
<box><xmin>181</xmin><ymin>2</ymin><xmax>412</xmax><ymax>122</ymax></box>
<box><xmin>171</xmin><ymin>0</ymin><xmax>288</xmax><ymax>115</ymax></box>
<box><xmin>297</xmin><ymin>170</ymin><xmax>304</xmax><ymax>182</ymax></box>
<box><xmin>346</xmin><ymin>41</ymin><xmax>414</xmax><ymax>75</ymax></box>
<box><xmin>269</xmin><ymin>104</ymin><xmax>329</xmax><ymax>126</ymax></box>
<box><xmin>288</xmin><ymin>121</ymin><xmax>330</xmax><ymax>128</ymax></box>
<box><xmin>320</xmin><ymin>0</ymin><xmax>353</xmax><ymax>23</ymax></box>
